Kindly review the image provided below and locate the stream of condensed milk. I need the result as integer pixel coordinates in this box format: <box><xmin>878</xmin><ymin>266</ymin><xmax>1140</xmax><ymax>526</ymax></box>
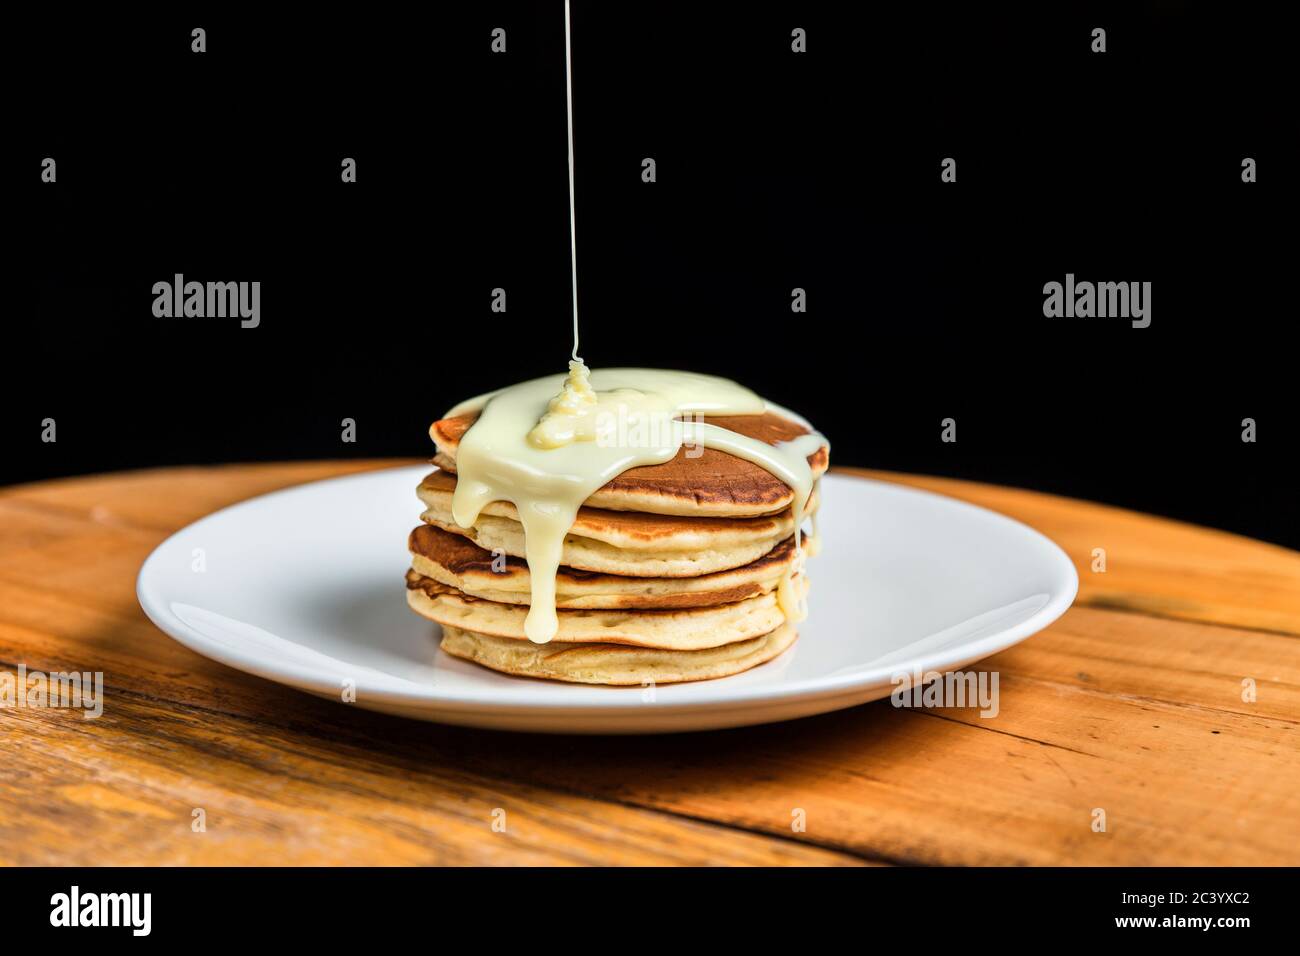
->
<box><xmin>564</xmin><ymin>0</ymin><xmax>581</xmax><ymax>363</ymax></box>
<box><xmin>440</xmin><ymin>4</ymin><xmax>827</xmax><ymax>644</ymax></box>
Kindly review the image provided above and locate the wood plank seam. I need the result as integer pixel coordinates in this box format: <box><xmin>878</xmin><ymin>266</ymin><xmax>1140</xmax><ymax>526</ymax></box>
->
<box><xmin>909</xmin><ymin>708</ymin><xmax>1103</xmax><ymax>758</ymax></box>
<box><xmin>1075</xmin><ymin>596</ymin><xmax>1300</xmax><ymax>640</ymax></box>
<box><xmin>915</xmin><ymin>667</ymin><xmax>1300</xmax><ymax>731</ymax></box>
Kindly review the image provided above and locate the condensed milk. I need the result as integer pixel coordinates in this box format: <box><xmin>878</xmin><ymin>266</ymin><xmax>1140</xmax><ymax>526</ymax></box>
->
<box><xmin>445</xmin><ymin>366</ymin><xmax>826</xmax><ymax>643</ymax></box>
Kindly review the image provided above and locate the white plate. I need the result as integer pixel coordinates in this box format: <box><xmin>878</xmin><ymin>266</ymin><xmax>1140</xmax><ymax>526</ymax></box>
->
<box><xmin>137</xmin><ymin>467</ymin><xmax>1077</xmax><ymax>733</ymax></box>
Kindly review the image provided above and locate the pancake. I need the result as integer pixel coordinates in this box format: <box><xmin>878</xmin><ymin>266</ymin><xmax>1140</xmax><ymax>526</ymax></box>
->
<box><xmin>406</xmin><ymin>571</ymin><xmax>806</xmax><ymax>650</ymax></box>
<box><xmin>431</xmin><ymin>410</ymin><xmax>829</xmax><ymax>517</ymax></box>
<box><xmin>438</xmin><ymin>621</ymin><xmax>798</xmax><ymax>685</ymax></box>
<box><xmin>409</xmin><ymin>523</ymin><xmax>798</xmax><ymax>609</ymax></box>
<box><xmin>416</xmin><ymin>468</ymin><xmax>817</xmax><ymax>577</ymax></box>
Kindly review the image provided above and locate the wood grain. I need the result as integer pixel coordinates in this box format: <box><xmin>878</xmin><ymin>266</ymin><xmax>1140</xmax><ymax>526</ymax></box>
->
<box><xmin>1</xmin><ymin>460</ymin><xmax>1296</xmax><ymax>865</ymax></box>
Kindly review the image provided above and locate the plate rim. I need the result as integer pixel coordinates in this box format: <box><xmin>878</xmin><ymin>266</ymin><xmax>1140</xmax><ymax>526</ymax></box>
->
<box><xmin>137</xmin><ymin>465</ymin><xmax>1079</xmax><ymax>717</ymax></box>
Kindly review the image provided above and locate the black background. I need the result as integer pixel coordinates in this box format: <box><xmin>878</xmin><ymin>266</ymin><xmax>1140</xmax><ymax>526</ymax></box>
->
<box><xmin>9</xmin><ymin>2</ymin><xmax>1296</xmax><ymax>547</ymax></box>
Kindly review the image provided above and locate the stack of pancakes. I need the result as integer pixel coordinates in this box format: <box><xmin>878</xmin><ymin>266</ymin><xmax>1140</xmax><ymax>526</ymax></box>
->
<box><xmin>405</xmin><ymin>411</ymin><xmax>829</xmax><ymax>685</ymax></box>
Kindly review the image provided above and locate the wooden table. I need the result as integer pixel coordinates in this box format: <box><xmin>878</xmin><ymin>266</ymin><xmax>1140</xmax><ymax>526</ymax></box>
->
<box><xmin>1</xmin><ymin>461</ymin><xmax>1297</xmax><ymax>866</ymax></box>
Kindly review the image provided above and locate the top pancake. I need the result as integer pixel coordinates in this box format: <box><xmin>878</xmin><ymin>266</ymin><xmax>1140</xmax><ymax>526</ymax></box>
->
<box><xmin>430</xmin><ymin>410</ymin><xmax>829</xmax><ymax>517</ymax></box>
